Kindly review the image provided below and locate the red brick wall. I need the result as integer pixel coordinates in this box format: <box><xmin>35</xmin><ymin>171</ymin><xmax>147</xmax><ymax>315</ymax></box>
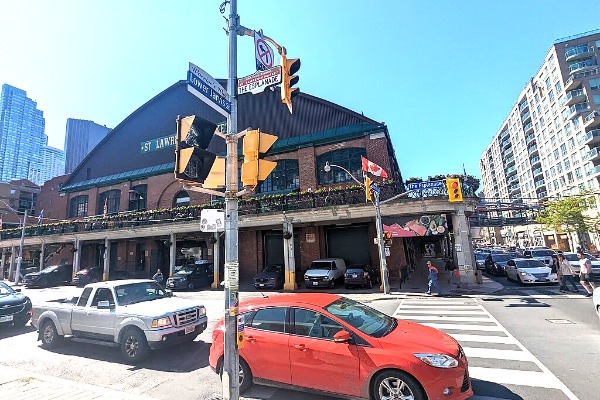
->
<box><xmin>299</xmin><ymin>226</ymin><xmax>321</xmax><ymax>272</ymax></box>
<box><xmin>239</xmin><ymin>230</ymin><xmax>259</xmax><ymax>280</ymax></box>
<box><xmin>38</xmin><ymin>175</ymin><xmax>70</xmax><ymax>221</ymax></box>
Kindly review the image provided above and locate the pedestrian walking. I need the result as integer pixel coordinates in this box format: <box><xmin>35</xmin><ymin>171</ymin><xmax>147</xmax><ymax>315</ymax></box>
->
<box><xmin>152</xmin><ymin>269</ymin><xmax>164</xmax><ymax>287</ymax></box>
<box><xmin>550</xmin><ymin>254</ymin><xmax>559</xmax><ymax>275</ymax></box>
<box><xmin>426</xmin><ymin>261</ymin><xmax>442</xmax><ymax>295</ymax></box>
<box><xmin>558</xmin><ymin>254</ymin><xmax>579</xmax><ymax>293</ymax></box>
<box><xmin>577</xmin><ymin>252</ymin><xmax>597</xmax><ymax>297</ymax></box>
<box><xmin>445</xmin><ymin>258</ymin><xmax>461</xmax><ymax>287</ymax></box>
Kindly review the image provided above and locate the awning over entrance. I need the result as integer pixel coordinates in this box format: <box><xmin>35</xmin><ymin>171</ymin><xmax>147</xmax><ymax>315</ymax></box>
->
<box><xmin>383</xmin><ymin>223</ymin><xmax>417</xmax><ymax>237</ymax></box>
<box><xmin>383</xmin><ymin>214</ymin><xmax>448</xmax><ymax>237</ymax></box>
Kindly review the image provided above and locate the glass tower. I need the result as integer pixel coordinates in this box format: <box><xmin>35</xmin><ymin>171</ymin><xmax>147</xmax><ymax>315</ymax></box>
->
<box><xmin>64</xmin><ymin>118</ymin><xmax>110</xmax><ymax>174</ymax></box>
<box><xmin>0</xmin><ymin>84</ymin><xmax>47</xmax><ymax>182</ymax></box>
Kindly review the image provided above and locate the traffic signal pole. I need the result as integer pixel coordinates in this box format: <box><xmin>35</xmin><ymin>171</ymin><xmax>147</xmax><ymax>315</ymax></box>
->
<box><xmin>223</xmin><ymin>0</ymin><xmax>240</xmax><ymax>398</ymax></box>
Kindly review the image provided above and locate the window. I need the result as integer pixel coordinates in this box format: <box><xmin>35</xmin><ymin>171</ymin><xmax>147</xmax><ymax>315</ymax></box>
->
<box><xmin>557</xmin><ymin>162</ymin><xmax>563</xmax><ymax>173</ymax></box>
<box><xmin>590</xmin><ymin>78</ymin><xmax>600</xmax><ymax>91</ymax></box>
<box><xmin>564</xmin><ymin>158</ymin><xmax>570</xmax><ymax>169</ymax></box>
<box><xmin>259</xmin><ymin>159</ymin><xmax>299</xmax><ymax>193</ymax></box>
<box><xmin>98</xmin><ymin>190</ymin><xmax>120</xmax><ymax>215</ymax></box>
<box><xmin>249</xmin><ymin>307</ymin><xmax>287</xmax><ymax>333</ymax></box>
<box><xmin>69</xmin><ymin>195</ymin><xmax>89</xmax><ymax>218</ymax></box>
<box><xmin>77</xmin><ymin>287</ymin><xmax>93</xmax><ymax>307</ymax></box>
<box><xmin>593</xmin><ymin>94</ymin><xmax>600</xmax><ymax>105</ymax></box>
<box><xmin>568</xmin><ymin>138</ymin><xmax>575</xmax><ymax>150</ymax></box>
<box><xmin>553</xmin><ymin>149</ymin><xmax>559</xmax><ymax>159</ymax></box>
<box><xmin>317</xmin><ymin>148</ymin><xmax>367</xmax><ymax>185</ymax></box>
<box><xmin>128</xmin><ymin>185</ymin><xmax>147</xmax><ymax>211</ymax></box>
<box><xmin>548</xmin><ymin>90</ymin><xmax>554</xmax><ymax>101</ymax></box>
<box><xmin>555</xmin><ymin>81</ymin><xmax>562</xmax><ymax>92</ymax></box>
<box><xmin>292</xmin><ymin>308</ymin><xmax>344</xmax><ymax>339</ymax></box>
<box><xmin>173</xmin><ymin>190</ymin><xmax>190</xmax><ymax>207</ymax></box>
<box><xmin>91</xmin><ymin>288</ymin><xmax>115</xmax><ymax>307</ymax></box>
<box><xmin>559</xmin><ymin>176</ymin><xmax>566</xmax><ymax>186</ymax></box>
<box><xmin>560</xmin><ymin>144</ymin><xmax>567</xmax><ymax>156</ymax></box>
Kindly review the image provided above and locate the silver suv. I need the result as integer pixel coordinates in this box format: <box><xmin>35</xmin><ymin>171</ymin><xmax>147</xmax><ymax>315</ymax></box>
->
<box><xmin>523</xmin><ymin>248</ymin><xmax>556</xmax><ymax>265</ymax></box>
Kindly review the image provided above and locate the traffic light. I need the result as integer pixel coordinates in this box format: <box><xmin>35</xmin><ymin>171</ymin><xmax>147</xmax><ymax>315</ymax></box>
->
<box><xmin>280</xmin><ymin>53</ymin><xmax>301</xmax><ymax>114</ymax></box>
<box><xmin>446</xmin><ymin>178</ymin><xmax>463</xmax><ymax>202</ymax></box>
<box><xmin>241</xmin><ymin>129</ymin><xmax>278</xmax><ymax>188</ymax></box>
<box><xmin>364</xmin><ymin>176</ymin><xmax>372</xmax><ymax>202</ymax></box>
<box><xmin>174</xmin><ymin>115</ymin><xmax>218</xmax><ymax>184</ymax></box>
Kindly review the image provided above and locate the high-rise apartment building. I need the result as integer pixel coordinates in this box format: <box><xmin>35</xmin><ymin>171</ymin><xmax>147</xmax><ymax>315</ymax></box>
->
<box><xmin>481</xmin><ymin>30</ymin><xmax>600</xmax><ymax>202</ymax></box>
<box><xmin>28</xmin><ymin>145</ymin><xmax>66</xmax><ymax>185</ymax></box>
<box><xmin>64</xmin><ymin>118</ymin><xmax>110</xmax><ymax>174</ymax></box>
<box><xmin>0</xmin><ymin>84</ymin><xmax>47</xmax><ymax>182</ymax></box>
<box><xmin>480</xmin><ymin>30</ymin><xmax>600</xmax><ymax>249</ymax></box>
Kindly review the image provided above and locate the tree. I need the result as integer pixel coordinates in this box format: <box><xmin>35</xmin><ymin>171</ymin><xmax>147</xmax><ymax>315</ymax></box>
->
<box><xmin>535</xmin><ymin>195</ymin><xmax>595</xmax><ymax>246</ymax></box>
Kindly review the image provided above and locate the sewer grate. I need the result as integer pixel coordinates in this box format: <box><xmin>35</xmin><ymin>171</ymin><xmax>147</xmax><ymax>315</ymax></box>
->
<box><xmin>546</xmin><ymin>319</ymin><xmax>574</xmax><ymax>324</ymax></box>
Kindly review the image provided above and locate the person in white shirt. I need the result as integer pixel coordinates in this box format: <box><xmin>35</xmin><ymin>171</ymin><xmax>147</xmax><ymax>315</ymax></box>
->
<box><xmin>577</xmin><ymin>252</ymin><xmax>597</xmax><ymax>297</ymax></box>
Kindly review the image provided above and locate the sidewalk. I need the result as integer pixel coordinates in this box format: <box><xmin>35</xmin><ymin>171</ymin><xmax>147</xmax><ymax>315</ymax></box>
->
<box><xmin>0</xmin><ymin>364</ymin><xmax>156</xmax><ymax>400</ymax></box>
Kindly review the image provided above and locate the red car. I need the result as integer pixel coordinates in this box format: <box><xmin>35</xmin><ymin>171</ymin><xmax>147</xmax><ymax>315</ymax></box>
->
<box><xmin>209</xmin><ymin>293</ymin><xmax>472</xmax><ymax>400</ymax></box>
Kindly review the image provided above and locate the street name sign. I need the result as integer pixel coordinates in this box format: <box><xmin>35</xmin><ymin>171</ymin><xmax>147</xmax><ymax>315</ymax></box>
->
<box><xmin>187</xmin><ymin>63</ymin><xmax>231</xmax><ymax>117</ymax></box>
<box><xmin>406</xmin><ymin>180</ymin><xmax>444</xmax><ymax>191</ymax></box>
<box><xmin>238</xmin><ymin>66</ymin><xmax>282</xmax><ymax>95</ymax></box>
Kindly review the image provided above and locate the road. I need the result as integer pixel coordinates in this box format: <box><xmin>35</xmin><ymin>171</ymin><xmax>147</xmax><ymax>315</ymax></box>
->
<box><xmin>1</xmin><ymin>282</ymin><xmax>599</xmax><ymax>400</ymax></box>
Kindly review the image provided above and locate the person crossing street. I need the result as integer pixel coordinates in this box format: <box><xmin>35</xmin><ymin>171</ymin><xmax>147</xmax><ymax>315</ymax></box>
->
<box><xmin>558</xmin><ymin>254</ymin><xmax>579</xmax><ymax>293</ymax></box>
<box><xmin>426</xmin><ymin>261</ymin><xmax>442</xmax><ymax>296</ymax></box>
<box><xmin>577</xmin><ymin>252</ymin><xmax>597</xmax><ymax>297</ymax></box>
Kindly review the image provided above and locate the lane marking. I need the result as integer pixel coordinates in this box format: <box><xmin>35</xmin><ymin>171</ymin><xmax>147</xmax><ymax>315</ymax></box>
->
<box><xmin>397</xmin><ymin>309</ymin><xmax>487</xmax><ymax>315</ymax></box>
<box><xmin>462</xmin><ymin>347</ymin><xmax>535</xmax><ymax>362</ymax></box>
<box><xmin>418</xmin><ymin>323</ymin><xmax>505</xmax><ymax>332</ymax></box>
<box><xmin>449</xmin><ymin>334</ymin><xmax>517</xmax><ymax>344</ymax></box>
<box><xmin>397</xmin><ymin>315</ymin><xmax>493</xmax><ymax>322</ymax></box>
<box><xmin>468</xmin><ymin>367</ymin><xmax>562</xmax><ymax>389</ymax></box>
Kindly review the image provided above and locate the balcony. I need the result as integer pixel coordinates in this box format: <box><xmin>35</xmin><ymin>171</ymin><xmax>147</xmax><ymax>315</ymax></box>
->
<box><xmin>582</xmin><ymin>129</ymin><xmax>600</xmax><ymax>146</ymax></box>
<box><xmin>502</xmin><ymin>147</ymin><xmax>514</xmax><ymax>159</ymax></box>
<box><xmin>585</xmin><ymin>147</ymin><xmax>600</xmax><ymax>162</ymax></box>
<box><xmin>564</xmin><ymin>74</ymin><xmax>582</xmax><ymax>91</ymax></box>
<box><xmin>519</xmin><ymin>101</ymin><xmax>529</xmax><ymax>113</ymax></box>
<box><xmin>537</xmin><ymin>191</ymin><xmax>547</xmax><ymax>199</ymax></box>
<box><xmin>507</xmin><ymin>175</ymin><xmax>519</xmax><ymax>184</ymax></box>
<box><xmin>502</xmin><ymin>140</ymin><xmax>512</xmax><ymax>150</ymax></box>
<box><xmin>565</xmin><ymin>45</ymin><xmax>595</xmax><ymax>62</ymax></box>
<box><xmin>505</xmin><ymin>156</ymin><xmax>515</xmax><ymax>167</ymax></box>
<box><xmin>530</xmin><ymin>156</ymin><xmax>541</xmax><ymax>166</ymax></box>
<box><xmin>569</xmin><ymin>59</ymin><xmax>598</xmax><ymax>74</ymax></box>
<box><xmin>509</xmin><ymin>185</ymin><xmax>521</xmax><ymax>194</ymax></box>
<box><xmin>528</xmin><ymin>144</ymin><xmax>539</xmax><ymax>155</ymax></box>
<box><xmin>563</xmin><ymin>88</ymin><xmax>586</xmax><ymax>107</ymax></box>
<box><xmin>584</xmin><ymin>111</ymin><xmax>600</xmax><ymax>129</ymax></box>
<box><xmin>523</xmin><ymin>122</ymin><xmax>534</xmax><ymax>134</ymax></box>
<box><xmin>534</xmin><ymin>179</ymin><xmax>546</xmax><ymax>188</ymax></box>
<box><xmin>506</xmin><ymin>165</ymin><xmax>517</xmax><ymax>176</ymax></box>
<box><xmin>586</xmin><ymin>165</ymin><xmax>600</xmax><ymax>177</ymax></box>
<box><xmin>499</xmin><ymin>130</ymin><xmax>510</xmax><ymax>140</ymax></box>
<box><xmin>567</xmin><ymin>102</ymin><xmax>590</xmax><ymax>120</ymax></box>
<box><xmin>525</xmin><ymin>134</ymin><xmax>536</xmax><ymax>145</ymax></box>
<box><xmin>521</xmin><ymin>111</ymin><xmax>531</xmax><ymax>124</ymax></box>
<box><xmin>533</xmin><ymin>168</ymin><xmax>543</xmax><ymax>177</ymax></box>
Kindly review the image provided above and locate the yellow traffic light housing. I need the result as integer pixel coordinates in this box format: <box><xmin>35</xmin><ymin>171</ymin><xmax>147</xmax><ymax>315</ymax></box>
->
<box><xmin>174</xmin><ymin>115</ymin><xmax>217</xmax><ymax>184</ymax></box>
<box><xmin>280</xmin><ymin>53</ymin><xmax>301</xmax><ymax>114</ymax></box>
<box><xmin>364</xmin><ymin>176</ymin><xmax>373</xmax><ymax>202</ymax></box>
<box><xmin>446</xmin><ymin>178</ymin><xmax>463</xmax><ymax>202</ymax></box>
<box><xmin>241</xmin><ymin>129</ymin><xmax>278</xmax><ymax>188</ymax></box>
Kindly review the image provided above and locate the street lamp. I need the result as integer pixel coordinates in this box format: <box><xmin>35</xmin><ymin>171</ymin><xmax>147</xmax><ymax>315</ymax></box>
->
<box><xmin>323</xmin><ymin>161</ymin><xmax>392</xmax><ymax>294</ymax></box>
<box><xmin>0</xmin><ymin>200</ymin><xmax>27</xmax><ymax>285</ymax></box>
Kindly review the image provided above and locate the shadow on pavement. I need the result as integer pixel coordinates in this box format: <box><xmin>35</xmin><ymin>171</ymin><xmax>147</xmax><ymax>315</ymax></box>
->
<box><xmin>471</xmin><ymin>378</ymin><xmax>524</xmax><ymax>399</ymax></box>
<box><xmin>0</xmin><ymin>323</ymin><xmax>36</xmax><ymax>339</ymax></box>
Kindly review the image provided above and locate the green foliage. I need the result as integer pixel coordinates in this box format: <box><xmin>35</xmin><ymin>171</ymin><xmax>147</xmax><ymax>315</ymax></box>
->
<box><xmin>536</xmin><ymin>195</ymin><xmax>595</xmax><ymax>233</ymax></box>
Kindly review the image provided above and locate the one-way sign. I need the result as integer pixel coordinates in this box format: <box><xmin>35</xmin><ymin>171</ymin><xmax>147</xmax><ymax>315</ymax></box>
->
<box><xmin>187</xmin><ymin>63</ymin><xmax>231</xmax><ymax>117</ymax></box>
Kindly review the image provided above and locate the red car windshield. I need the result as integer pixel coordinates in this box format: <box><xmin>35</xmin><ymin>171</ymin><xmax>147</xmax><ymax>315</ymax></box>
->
<box><xmin>325</xmin><ymin>297</ymin><xmax>396</xmax><ymax>338</ymax></box>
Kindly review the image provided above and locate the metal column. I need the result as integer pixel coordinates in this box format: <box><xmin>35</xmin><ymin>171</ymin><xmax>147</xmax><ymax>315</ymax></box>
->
<box><xmin>9</xmin><ymin>245</ymin><xmax>15</xmax><ymax>281</ymax></box>
<box><xmin>39</xmin><ymin>243</ymin><xmax>45</xmax><ymax>272</ymax></box>
<box><xmin>0</xmin><ymin>248</ymin><xmax>6</xmax><ymax>280</ymax></box>
<box><xmin>169</xmin><ymin>232</ymin><xmax>177</xmax><ymax>277</ymax></box>
<box><xmin>212</xmin><ymin>232</ymin><xmax>221</xmax><ymax>289</ymax></box>
<box><xmin>283</xmin><ymin>218</ymin><xmax>297</xmax><ymax>290</ymax></box>
<box><xmin>73</xmin><ymin>240</ymin><xmax>81</xmax><ymax>274</ymax></box>
<box><xmin>103</xmin><ymin>238</ymin><xmax>110</xmax><ymax>281</ymax></box>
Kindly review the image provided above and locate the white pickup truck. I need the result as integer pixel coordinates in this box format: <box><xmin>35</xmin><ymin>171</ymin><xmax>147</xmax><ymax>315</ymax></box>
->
<box><xmin>31</xmin><ymin>279</ymin><xmax>208</xmax><ymax>364</ymax></box>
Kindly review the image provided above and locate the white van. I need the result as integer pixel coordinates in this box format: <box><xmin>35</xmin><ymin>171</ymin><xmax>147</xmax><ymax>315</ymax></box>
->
<box><xmin>304</xmin><ymin>258</ymin><xmax>347</xmax><ymax>289</ymax></box>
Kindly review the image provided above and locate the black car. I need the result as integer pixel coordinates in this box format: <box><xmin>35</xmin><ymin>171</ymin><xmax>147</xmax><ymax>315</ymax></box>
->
<box><xmin>0</xmin><ymin>281</ymin><xmax>32</xmax><ymax>327</ymax></box>
<box><xmin>72</xmin><ymin>266</ymin><xmax>103</xmax><ymax>287</ymax></box>
<box><xmin>166</xmin><ymin>262</ymin><xmax>213</xmax><ymax>290</ymax></box>
<box><xmin>485</xmin><ymin>254</ymin><xmax>512</xmax><ymax>277</ymax></box>
<box><xmin>344</xmin><ymin>264</ymin><xmax>379</xmax><ymax>289</ymax></box>
<box><xmin>24</xmin><ymin>264</ymin><xmax>74</xmax><ymax>288</ymax></box>
<box><xmin>253</xmin><ymin>265</ymin><xmax>285</xmax><ymax>290</ymax></box>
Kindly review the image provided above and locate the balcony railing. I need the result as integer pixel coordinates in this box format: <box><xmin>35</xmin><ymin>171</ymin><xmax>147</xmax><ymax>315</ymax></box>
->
<box><xmin>0</xmin><ymin>181</ymin><xmax>478</xmax><ymax>240</ymax></box>
<box><xmin>565</xmin><ymin>45</ymin><xmax>594</xmax><ymax>61</ymax></box>
<box><xmin>567</xmin><ymin>102</ymin><xmax>590</xmax><ymax>119</ymax></box>
<box><xmin>519</xmin><ymin>101</ymin><xmax>529</xmax><ymax>112</ymax></box>
<box><xmin>523</xmin><ymin>122</ymin><xmax>533</xmax><ymax>133</ymax></box>
<box><xmin>530</xmin><ymin>156</ymin><xmax>541</xmax><ymax>165</ymax></box>
<box><xmin>569</xmin><ymin>59</ymin><xmax>598</xmax><ymax>74</ymax></box>
<box><xmin>586</xmin><ymin>165</ymin><xmax>600</xmax><ymax>177</ymax></box>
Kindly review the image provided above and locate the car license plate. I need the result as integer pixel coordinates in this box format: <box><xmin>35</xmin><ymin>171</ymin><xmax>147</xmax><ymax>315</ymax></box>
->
<box><xmin>0</xmin><ymin>315</ymin><xmax>13</xmax><ymax>322</ymax></box>
<box><xmin>259</xmin><ymin>283</ymin><xmax>264</xmax><ymax>287</ymax></box>
<box><xmin>352</xmin><ymin>274</ymin><xmax>358</xmax><ymax>278</ymax></box>
<box><xmin>185</xmin><ymin>325</ymin><xmax>195</xmax><ymax>334</ymax></box>
<box><xmin>312</xmin><ymin>282</ymin><xmax>319</xmax><ymax>286</ymax></box>
<box><xmin>538</xmin><ymin>278</ymin><xmax>548</xmax><ymax>282</ymax></box>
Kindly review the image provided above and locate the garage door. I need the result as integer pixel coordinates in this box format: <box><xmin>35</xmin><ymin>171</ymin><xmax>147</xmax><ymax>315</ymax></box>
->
<box><xmin>326</xmin><ymin>225</ymin><xmax>370</xmax><ymax>265</ymax></box>
<box><xmin>263</xmin><ymin>232</ymin><xmax>301</xmax><ymax>268</ymax></box>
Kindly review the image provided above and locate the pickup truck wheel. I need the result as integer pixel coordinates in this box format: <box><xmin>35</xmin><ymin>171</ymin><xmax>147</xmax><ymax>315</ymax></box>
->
<box><xmin>41</xmin><ymin>320</ymin><xmax>63</xmax><ymax>349</ymax></box>
<box><xmin>329</xmin><ymin>280</ymin><xmax>335</xmax><ymax>289</ymax></box>
<box><xmin>120</xmin><ymin>328</ymin><xmax>150</xmax><ymax>364</ymax></box>
<box><xmin>187</xmin><ymin>282</ymin><xmax>195</xmax><ymax>290</ymax></box>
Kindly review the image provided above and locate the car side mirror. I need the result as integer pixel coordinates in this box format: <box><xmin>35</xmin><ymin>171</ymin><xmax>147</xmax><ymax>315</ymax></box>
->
<box><xmin>165</xmin><ymin>290</ymin><xmax>173</xmax><ymax>297</ymax></box>
<box><xmin>15</xmin><ymin>288</ymin><xmax>21</xmax><ymax>293</ymax></box>
<box><xmin>333</xmin><ymin>330</ymin><xmax>351</xmax><ymax>343</ymax></box>
<box><xmin>97</xmin><ymin>300</ymin><xmax>114</xmax><ymax>310</ymax></box>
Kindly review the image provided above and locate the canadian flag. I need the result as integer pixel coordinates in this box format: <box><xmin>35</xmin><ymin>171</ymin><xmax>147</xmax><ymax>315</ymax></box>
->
<box><xmin>361</xmin><ymin>156</ymin><xmax>388</xmax><ymax>178</ymax></box>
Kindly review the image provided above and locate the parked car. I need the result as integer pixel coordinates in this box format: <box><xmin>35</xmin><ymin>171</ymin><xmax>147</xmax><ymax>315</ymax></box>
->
<box><xmin>31</xmin><ymin>279</ymin><xmax>208</xmax><ymax>364</ymax></box>
<box><xmin>475</xmin><ymin>253</ymin><xmax>487</xmax><ymax>271</ymax></box>
<box><xmin>485</xmin><ymin>254</ymin><xmax>512</xmax><ymax>277</ymax></box>
<box><xmin>24</xmin><ymin>264</ymin><xmax>74</xmax><ymax>288</ymax></box>
<box><xmin>253</xmin><ymin>265</ymin><xmax>284</xmax><ymax>290</ymax></box>
<box><xmin>562</xmin><ymin>252</ymin><xmax>600</xmax><ymax>279</ymax></box>
<box><xmin>166</xmin><ymin>261</ymin><xmax>213</xmax><ymax>290</ymax></box>
<box><xmin>209</xmin><ymin>293</ymin><xmax>472</xmax><ymax>399</ymax></box>
<box><xmin>72</xmin><ymin>267</ymin><xmax>103</xmax><ymax>287</ymax></box>
<box><xmin>344</xmin><ymin>264</ymin><xmax>379</xmax><ymax>289</ymax></box>
<box><xmin>303</xmin><ymin>258</ymin><xmax>347</xmax><ymax>289</ymax></box>
<box><xmin>523</xmin><ymin>248</ymin><xmax>556</xmax><ymax>265</ymax></box>
<box><xmin>0</xmin><ymin>281</ymin><xmax>32</xmax><ymax>327</ymax></box>
<box><xmin>504</xmin><ymin>258</ymin><xmax>558</xmax><ymax>285</ymax></box>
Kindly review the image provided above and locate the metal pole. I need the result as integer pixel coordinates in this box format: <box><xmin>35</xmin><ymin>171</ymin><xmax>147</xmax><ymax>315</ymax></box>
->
<box><xmin>223</xmin><ymin>0</ymin><xmax>240</xmax><ymax>398</ymax></box>
<box><xmin>373</xmin><ymin>190</ymin><xmax>390</xmax><ymax>294</ymax></box>
<box><xmin>15</xmin><ymin>210</ymin><xmax>27</xmax><ymax>285</ymax></box>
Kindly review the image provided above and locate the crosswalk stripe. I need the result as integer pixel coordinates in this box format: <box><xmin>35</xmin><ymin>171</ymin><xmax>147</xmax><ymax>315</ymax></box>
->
<box><xmin>449</xmin><ymin>333</ymin><xmax>517</xmax><ymax>344</ymax></box>
<box><xmin>397</xmin><ymin>309</ymin><xmax>487</xmax><ymax>315</ymax></box>
<box><xmin>419</xmin><ymin>322</ymin><xmax>505</xmax><ymax>331</ymax></box>
<box><xmin>397</xmin><ymin>315</ymin><xmax>493</xmax><ymax>322</ymax></box>
<box><xmin>468</xmin><ymin>367</ymin><xmax>562</xmax><ymax>389</ymax></box>
<box><xmin>462</xmin><ymin>347</ymin><xmax>535</xmax><ymax>361</ymax></box>
<box><xmin>400</xmin><ymin>305</ymin><xmax>483</xmax><ymax>309</ymax></box>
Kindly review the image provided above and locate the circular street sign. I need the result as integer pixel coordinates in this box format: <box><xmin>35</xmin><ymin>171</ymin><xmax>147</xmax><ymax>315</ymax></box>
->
<box><xmin>256</xmin><ymin>39</ymin><xmax>273</xmax><ymax>68</ymax></box>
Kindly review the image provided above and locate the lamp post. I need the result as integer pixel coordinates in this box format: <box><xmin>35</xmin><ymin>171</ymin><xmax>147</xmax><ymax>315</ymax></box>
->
<box><xmin>0</xmin><ymin>200</ymin><xmax>27</xmax><ymax>285</ymax></box>
<box><xmin>323</xmin><ymin>161</ymin><xmax>391</xmax><ymax>294</ymax></box>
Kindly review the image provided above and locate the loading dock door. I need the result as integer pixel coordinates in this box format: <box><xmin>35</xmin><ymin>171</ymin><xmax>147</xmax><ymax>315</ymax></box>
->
<box><xmin>263</xmin><ymin>232</ymin><xmax>301</xmax><ymax>270</ymax></box>
<box><xmin>326</xmin><ymin>225</ymin><xmax>370</xmax><ymax>266</ymax></box>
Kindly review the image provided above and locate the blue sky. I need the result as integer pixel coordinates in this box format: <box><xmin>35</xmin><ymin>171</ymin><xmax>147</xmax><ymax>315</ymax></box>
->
<box><xmin>1</xmin><ymin>1</ymin><xmax>598</xmax><ymax>181</ymax></box>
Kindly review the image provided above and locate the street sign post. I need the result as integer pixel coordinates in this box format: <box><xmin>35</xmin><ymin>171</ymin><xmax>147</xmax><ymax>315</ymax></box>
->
<box><xmin>238</xmin><ymin>66</ymin><xmax>282</xmax><ymax>95</ymax></box>
<box><xmin>187</xmin><ymin>63</ymin><xmax>232</xmax><ymax>117</ymax></box>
